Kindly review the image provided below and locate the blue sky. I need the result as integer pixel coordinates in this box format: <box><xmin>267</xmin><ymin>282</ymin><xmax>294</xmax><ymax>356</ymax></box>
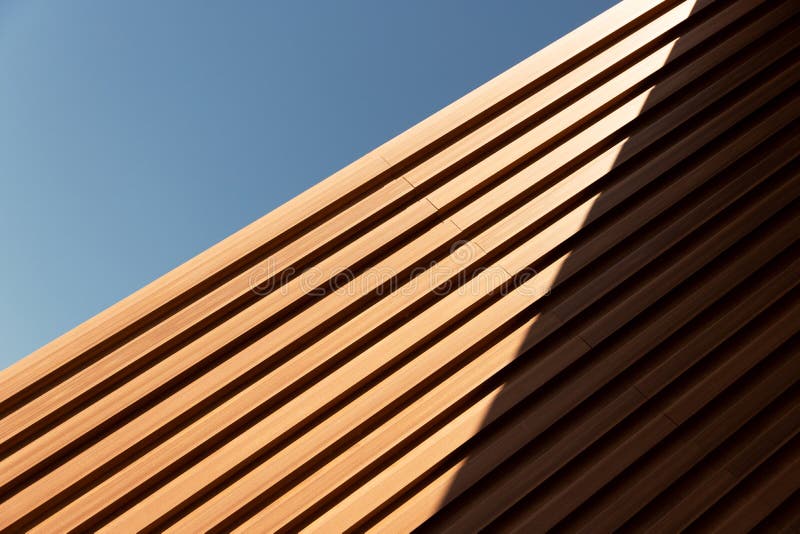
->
<box><xmin>0</xmin><ymin>0</ymin><xmax>615</xmax><ymax>369</ymax></box>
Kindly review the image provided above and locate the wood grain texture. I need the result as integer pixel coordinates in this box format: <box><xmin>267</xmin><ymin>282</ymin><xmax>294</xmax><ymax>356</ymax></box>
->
<box><xmin>1</xmin><ymin>0</ymin><xmax>799</xmax><ymax>531</ymax></box>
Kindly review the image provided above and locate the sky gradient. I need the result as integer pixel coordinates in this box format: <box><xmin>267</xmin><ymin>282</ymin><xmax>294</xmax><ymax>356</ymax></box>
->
<box><xmin>0</xmin><ymin>0</ymin><xmax>616</xmax><ymax>370</ymax></box>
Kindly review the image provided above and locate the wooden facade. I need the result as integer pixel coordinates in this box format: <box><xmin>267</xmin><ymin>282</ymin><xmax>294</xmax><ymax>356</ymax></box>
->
<box><xmin>0</xmin><ymin>0</ymin><xmax>798</xmax><ymax>531</ymax></box>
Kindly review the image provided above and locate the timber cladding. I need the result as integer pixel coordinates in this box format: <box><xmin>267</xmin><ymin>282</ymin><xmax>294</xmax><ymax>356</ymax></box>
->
<box><xmin>1</xmin><ymin>0</ymin><xmax>799</xmax><ymax>531</ymax></box>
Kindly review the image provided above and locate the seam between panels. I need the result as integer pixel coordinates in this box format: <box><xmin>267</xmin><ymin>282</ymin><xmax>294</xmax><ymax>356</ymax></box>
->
<box><xmin>398</xmin><ymin>172</ymin><xmax>493</xmax><ymax>259</ymax></box>
<box><xmin>377</xmin><ymin>153</ymin><xmax>394</xmax><ymax>170</ymax></box>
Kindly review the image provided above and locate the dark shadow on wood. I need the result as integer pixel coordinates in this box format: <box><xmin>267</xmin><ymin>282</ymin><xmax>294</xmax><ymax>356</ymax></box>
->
<box><xmin>416</xmin><ymin>0</ymin><xmax>800</xmax><ymax>531</ymax></box>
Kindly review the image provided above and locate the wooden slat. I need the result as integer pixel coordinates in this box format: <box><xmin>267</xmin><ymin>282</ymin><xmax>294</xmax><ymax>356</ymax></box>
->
<box><xmin>504</xmin><ymin>337</ymin><xmax>800</xmax><ymax>533</ymax></box>
<box><xmin>688</xmin><ymin>420</ymin><xmax>800</xmax><ymax>532</ymax></box>
<box><xmin>627</xmin><ymin>385</ymin><xmax>800</xmax><ymax>532</ymax></box>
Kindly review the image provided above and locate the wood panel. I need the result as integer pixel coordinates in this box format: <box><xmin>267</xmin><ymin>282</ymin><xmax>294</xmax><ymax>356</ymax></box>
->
<box><xmin>0</xmin><ymin>0</ymin><xmax>798</xmax><ymax>531</ymax></box>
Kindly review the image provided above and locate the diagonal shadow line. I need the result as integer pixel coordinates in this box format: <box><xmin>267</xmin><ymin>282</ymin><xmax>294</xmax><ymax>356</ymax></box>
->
<box><xmin>413</xmin><ymin>0</ymin><xmax>800</xmax><ymax>530</ymax></box>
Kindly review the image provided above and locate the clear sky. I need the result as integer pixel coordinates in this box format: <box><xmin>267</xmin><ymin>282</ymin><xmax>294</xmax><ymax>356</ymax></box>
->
<box><xmin>0</xmin><ymin>0</ymin><xmax>616</xmax><ymax>370</ymax></box>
